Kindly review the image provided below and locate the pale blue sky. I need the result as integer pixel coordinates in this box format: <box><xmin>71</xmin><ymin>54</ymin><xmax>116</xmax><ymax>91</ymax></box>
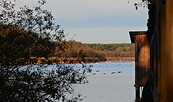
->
<box><xmin>17</xmin><ymin>0</ymin><xmax>148</xmax><ymax>43</ymax></box>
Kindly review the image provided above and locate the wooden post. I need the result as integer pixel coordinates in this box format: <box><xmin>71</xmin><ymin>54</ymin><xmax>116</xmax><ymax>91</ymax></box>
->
<box><xmin>129</xmin><ymin>31</ymin><xmax>150</xmax><ymax>102</ymax></box>
<box><xmin>164</xmin><ymin>0</ymin><xmax>173</xmax><ymax>101</ymax></box>
<box><xmin>136</xmin><ymin>86</ymin><xmax>140</xmax><ymax>102</ymax></box>
<box><xmin>159</xmin><ymin>1</ymin><xmax>167</xmax><ymax>102</ymax></box>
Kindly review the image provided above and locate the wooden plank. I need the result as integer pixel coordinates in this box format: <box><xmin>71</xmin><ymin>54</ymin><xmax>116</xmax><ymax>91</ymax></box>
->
<box><xmin>130</xmin><ymin>32</ymin><xmax>150</xmax><ymax>102</ymax></box>
<box><xmin>166</xmin><ymin>0</ymin><xmax>173</xmax><ymax>101</ymax></box>
<box><xmin>136</xmin><ymin>34</ymin><xmax>150</xmax><ymax>86</ymax></box>
<box><xmin>160</xmin><ymin>1</ymin><xmax>167</xmax><ymax>102</ymax></box>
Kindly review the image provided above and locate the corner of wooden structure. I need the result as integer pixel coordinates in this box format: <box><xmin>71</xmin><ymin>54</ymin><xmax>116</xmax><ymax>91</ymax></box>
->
<box><xmin>129</xmin><ymin>31</ymin><xmax>147</xmax><ymax>43</ymax></box>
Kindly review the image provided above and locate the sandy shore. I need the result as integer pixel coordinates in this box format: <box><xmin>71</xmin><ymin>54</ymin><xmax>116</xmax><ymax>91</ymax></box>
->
<box><xmin>73</xmin><ymin>74</ymin><xmax>135</xmax><ymax>102</ymax></box>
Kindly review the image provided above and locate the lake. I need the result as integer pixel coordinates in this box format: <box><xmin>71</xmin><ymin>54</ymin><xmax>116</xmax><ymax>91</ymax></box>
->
<box><xmin>73</xmin><ymin>61</ymin><xmax>135</xmax><ymax>102</ymax></box>
<box><xmin>87</xmin><ymin>61</ymin><xmax>135</xmax><ymax>75</ymax></box>
<box><xmin>24</xmin><ymin>61</ymin><xmax>135</xmax><ymax>102</ymax></box>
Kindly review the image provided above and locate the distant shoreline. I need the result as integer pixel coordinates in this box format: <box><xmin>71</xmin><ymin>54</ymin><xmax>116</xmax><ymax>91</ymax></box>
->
<box><xmin>18</xmin><ymin>57</ymin><xmax>135</xmax><ymax>65</ymax></box>
<box><xmin>105</xmin><ymin>57</ymin><xmax>135</xmax><ymax>61</ymax></box>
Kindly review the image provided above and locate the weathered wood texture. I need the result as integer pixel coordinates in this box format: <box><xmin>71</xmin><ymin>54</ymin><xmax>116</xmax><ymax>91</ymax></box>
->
<box><xmin>148</xmin><ymin>0</ymin><xmax>173</xmax><ymax>102</ymax></box>
<box><xmin>130</xmin><ymin>32</ymin><xmax>150</xmax><ymax>87</ymax></box>
<box><xmin>159</xmin><ymin>1</ymin><xmax>166</xmax><ymax>102</ymax></box>
<box><xmin>130</xmin><ymin>0</ymin><xmax>173</xmax><ymax>102</ymax></box>
<box><xmin>135</xmin><ymin>34</ymin><xmax>150</xmax><ymax>87</ymax></box>
<box><xmin>130</xmin><ymin>32</ymin><xmax>150</xmax><ymax>102</ymax></box>
<box><xmin>161</xmin><ymin>0</ymin><xmax>173</xmax><ymax>101</ymax></box>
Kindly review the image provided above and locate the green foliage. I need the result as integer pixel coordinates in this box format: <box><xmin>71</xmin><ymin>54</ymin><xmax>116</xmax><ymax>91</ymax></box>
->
<box><xmin>84</xmin><ymin>43</ymin><xmax>134</xmax><ymax>52</ymax></box>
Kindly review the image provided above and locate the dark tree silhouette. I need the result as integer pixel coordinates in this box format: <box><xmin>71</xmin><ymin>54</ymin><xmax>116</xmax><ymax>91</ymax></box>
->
<box><xmin>134</xmin><ymin>0</ymin><xmax>149</xmax><ymax>10</ymax></box>
<box><xmin>0</xmin><ymin>0</ymin><xmax>90</xmax><ymax>102</ymax></box>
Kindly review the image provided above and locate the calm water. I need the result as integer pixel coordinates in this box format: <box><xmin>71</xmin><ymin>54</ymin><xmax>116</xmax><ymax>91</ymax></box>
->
<box><xmin>32</xmin><ymin>61</ymin><xmax>135</xmax><ymax>76</ymax></box>
<box><xmin>73</xmin><ymin>61</ymin><xmax>135</xmax><ymax>102</ymax></box>
<box><xmin>46</xmin><ymin>61</ymin><xmax>135</xmax><ymax>75</ymax></box>
<box><xmin>21</xmin><ymin>61</ymin><xmax>135</xmax><ymax>102</ymax></box>
<box><xmin>85</xmin><ymin>61</ymin><xmax>135</xmax><ymax>75</ymax></box>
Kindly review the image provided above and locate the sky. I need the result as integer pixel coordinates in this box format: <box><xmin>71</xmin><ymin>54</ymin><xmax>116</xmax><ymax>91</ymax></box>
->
<box><xmin>17</xmin><ymin>0</ymin><xmax>148</xmax><ymax>44</ymax></box>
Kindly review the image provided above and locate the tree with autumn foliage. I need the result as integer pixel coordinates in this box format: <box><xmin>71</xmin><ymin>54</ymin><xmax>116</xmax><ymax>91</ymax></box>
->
<box><xmin>0</xmin><ymin>0</ymin><xmax>89</xmax><ymax>102</ymax></box>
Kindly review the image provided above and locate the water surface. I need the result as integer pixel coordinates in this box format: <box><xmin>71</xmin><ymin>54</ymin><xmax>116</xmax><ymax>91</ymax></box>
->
<box><xmin>87</xmin><ymin>61</ymin><xmax>135</xmax><ymax>75</ymax></box>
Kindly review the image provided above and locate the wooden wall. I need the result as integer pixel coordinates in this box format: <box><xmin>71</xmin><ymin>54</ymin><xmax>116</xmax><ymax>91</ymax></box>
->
<box><xmin>135</xmin><ymin>34</ymin><xmax>150</xmax><ymax>87</ymax></box>
<box><xmin>130</xmin><ymin>32</ymin><xmax>150</xmax><ymax>102</ymax></box>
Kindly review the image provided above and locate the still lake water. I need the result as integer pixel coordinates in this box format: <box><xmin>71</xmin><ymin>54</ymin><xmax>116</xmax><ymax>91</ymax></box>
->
<box><xmin>82</xmin><ymin>61</ymin><xmax>135</xmax><ymax>75</ymax></box>
<box><xmin>47</xmin><ymin>61</ymin><xmax>135</xmax><ymax>75</ymax></box>
<box><xmin>73</xmin><ymin>61</ymin><xmax>136</xmax><ymax>102</ymax></box>
<box><xmin>46</xmin><ymin>61</ymin><xmax>136</xmax><ymax>102</ymax></box>
<box><xmin>22</xmin><ymin>61</ymin><xmax>135</xmax><ymax>102</ymax></box>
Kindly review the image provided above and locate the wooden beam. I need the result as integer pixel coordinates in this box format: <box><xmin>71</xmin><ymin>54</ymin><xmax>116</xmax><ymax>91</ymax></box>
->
<box><xmin>136</xmin><ymin>87</ymin><xmax>140</xmax><ymax>102</ymax></box>
<box><xmin>160</xmin><ymin>2</ymin><xmax>167</xmax><ymax>102</ymax></box>
<box><xmin>129</xmin><ymin>31</ymin><xmax>147</xmax><ymax>43</ymax></box>
<box><xmin>160</xmin><ymin>0</ymin><xmax>173</xmax><ymax>101</ymax></box>
<box><xmin>166</xmin><ymin>0</ymin><xmax>173</xmax><ymax>101</ymax></box>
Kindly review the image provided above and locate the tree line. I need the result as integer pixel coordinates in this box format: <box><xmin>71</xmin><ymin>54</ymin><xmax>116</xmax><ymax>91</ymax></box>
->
<box><xmin>53</xmin><ymin>40</ymin><xmax>106</xmax><ymax>62</ymax></box>
<box><xmin>53</xmin><ymin>40</ymin><xmax>135</xmax><ymax>62</ymax></box>
<box><xmin>84</xmin><ymin>43</ymin><xmax>134</xmax><ymax>52</ymax></box>
<box><xmin>84</xmin><ymin>43</ymin><xmax>135</xmax><ymax>58</ymax></box>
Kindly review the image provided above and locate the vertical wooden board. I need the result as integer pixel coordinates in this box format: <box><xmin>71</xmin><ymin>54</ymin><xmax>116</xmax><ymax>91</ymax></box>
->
<box><xmin>160</xmin><ymin>2</ymin><xmax>167</xmax><ymax>102</ymax></box>
<box><xmin>135</xmin><ymin>34</ymin><xmax>150</xmax><ymax>86</ymax></box>
<box><xmin>166</xmin><ymin>0</ymin><xmax>173</xmax><ymax>101</ymax></box>
<box><xmin>129</xmin><ymin>31</ymin><xmax>150</xmax><ymax>102</ymax></box>
<box><xmin>135</xmin><ymin>35</ymin><xmax>138</xmax><ymax>87</ymax></box>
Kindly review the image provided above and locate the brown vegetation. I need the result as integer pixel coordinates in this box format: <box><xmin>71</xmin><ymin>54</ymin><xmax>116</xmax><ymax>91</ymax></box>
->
<box><xmin>53</xmin><ymin>40</ymin><xmax>135</xmax><ymax>63</ymax></box>
<box><xmin>14</xmin><ymin>40</ymin><xmax>135</xmax><ymax>64</ymax></box>
<box><xmin>106</xmin><ymin>57</ymin><xmax>135</xmax><ymax>61</ymax></box>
